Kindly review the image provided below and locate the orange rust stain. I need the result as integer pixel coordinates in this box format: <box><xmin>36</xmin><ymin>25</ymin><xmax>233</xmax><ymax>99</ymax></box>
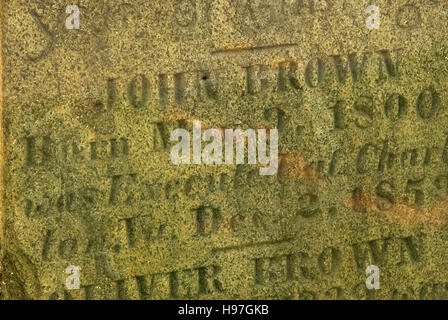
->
<box><xmin>278</xmin><ymin>152</ymin><xmax>328</xmax><ymax>185</ymax></box>
<box><xmin>348</xmin><ymin>190</ymin><xmax>448</xmax><ymax>229</ymax></box>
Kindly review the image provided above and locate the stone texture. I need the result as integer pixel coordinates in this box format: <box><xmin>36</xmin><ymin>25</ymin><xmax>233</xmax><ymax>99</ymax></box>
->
<box><xmin>1</xmin><ymin>0</ymin><xmax>448</xmax><ymax>299</ymax></box>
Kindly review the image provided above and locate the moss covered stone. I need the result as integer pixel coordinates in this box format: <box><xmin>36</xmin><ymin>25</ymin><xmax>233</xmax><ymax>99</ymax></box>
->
<box><xmin>1</xmin><ymin>0</ymin><xmax>448</xmax><ymax>299</ymax></box>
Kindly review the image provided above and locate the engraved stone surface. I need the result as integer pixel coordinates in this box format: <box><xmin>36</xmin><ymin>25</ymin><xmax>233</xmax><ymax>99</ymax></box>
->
<box><xmin>1</xmin><ymin>0</ymin><xmax>448</xmax><ymax>299</ymax></box>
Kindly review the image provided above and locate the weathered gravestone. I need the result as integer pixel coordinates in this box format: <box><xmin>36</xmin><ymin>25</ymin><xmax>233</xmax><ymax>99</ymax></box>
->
<box><xmin>1</xmin><ymin>0</ymin><xmax>448</xmax><ymax>299</ymax></box>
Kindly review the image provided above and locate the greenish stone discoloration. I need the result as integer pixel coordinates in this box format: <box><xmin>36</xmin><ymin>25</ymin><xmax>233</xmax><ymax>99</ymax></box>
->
<box><xmin>1</xmin><ymin>0</ymin><xmax>448</xmax><ymax>299</ymax></box>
